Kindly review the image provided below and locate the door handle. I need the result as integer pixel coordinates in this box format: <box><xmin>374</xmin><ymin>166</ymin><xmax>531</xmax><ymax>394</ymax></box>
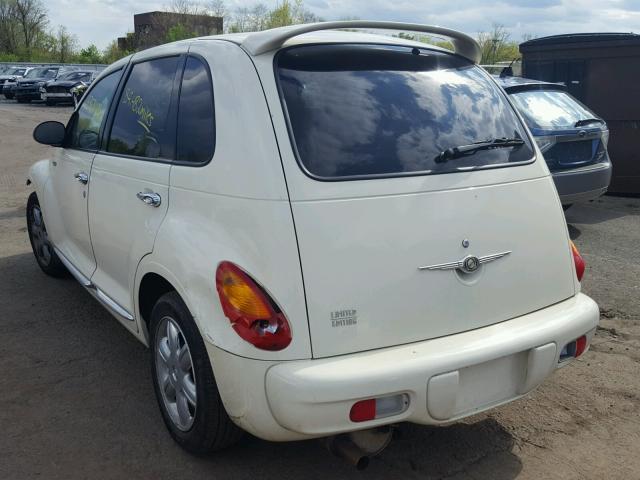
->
<box><xmin>74</xmin><ymin>172</ymin><xmax>89</xmax><ymax>184</ymax></box>
<box><xmin>136</xmin><ymin>191</ymin><xmax>162</xmax><ymax>207</ymax></box>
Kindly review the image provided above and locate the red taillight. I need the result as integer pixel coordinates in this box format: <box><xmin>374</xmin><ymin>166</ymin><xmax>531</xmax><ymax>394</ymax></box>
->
<box><xmin>350</xmin><ymin>394</ymin><xmax>410</xmax><ymax>423</ymax></box>
<box><xmin>570</xmin><ymin>241</ymin><xmax>585</xmax><ymax>282</ymax></box>
<box><xmin>350</xmin><ymin>399</ymin><xmax>376</xmax><ymax>423</ymax></box>
<box><xmin>575</xmin><ymin>335</ymin><xmax>588</xmax><ymax>358</ymax></box>
<box><xmin>559</xmin><ymin>334</ymin><xmax>589</xmax><ymax>361</ymax></box>
<box><xmin>215</xmin><ymin>261</ymin><xmax>291</xmax><ymax>351</ymax></box>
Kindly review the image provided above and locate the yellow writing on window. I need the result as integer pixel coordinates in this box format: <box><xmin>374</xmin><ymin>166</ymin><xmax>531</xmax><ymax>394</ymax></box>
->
<box><xmin>123</xmin><ymin>88</ymin><xmax>155</xmax><ymax>128</ymax></box>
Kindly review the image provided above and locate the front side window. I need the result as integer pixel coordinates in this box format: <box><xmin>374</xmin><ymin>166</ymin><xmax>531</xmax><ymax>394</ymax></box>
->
<box><xmin>277</xmin><ymin>44</ymin><xmax>534</xmax><ymax>179</ymax></box>
<box><xmin>107</xmin><ymin>56</ymin><xmax>180</xmax><ymax>160</ymax></box>
<box><xmin>68</xmin><ymin>70</ymin><xmax>122</xmax><ymax>150</ymax></box>
<box><xmin>509</xmin><ymin>90</ymin><xmax>598</xmax><ymax>130</ymax></box>
<box><xmin>176</xmin><ymin>56</ymin><xmax>215</xmax><ymax>164</ymax></box>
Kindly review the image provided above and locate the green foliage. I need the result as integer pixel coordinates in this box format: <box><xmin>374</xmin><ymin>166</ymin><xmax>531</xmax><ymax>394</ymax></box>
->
<box><xmin>165</xmin><ymin>23</ymin><xmax>197</xmax><ymax>42</ymax></box>
<box><xmin>477</xmin><ymin>24</ymin><xmax>520</xmax><ymax>64</ymax></box>
<box><xmin>102</xmin><ymin>40</ymin><xmax>131</xmax><ymax>64</ymax></box>
<box><xmin>228</xmin><ymin>0</ymin><xmax>320</xmax><ymax>33</ymax></box>
<box><xmin>78</xmin><ymin>44</ymin><xmax>102</xmax><ymax>63</ymax></box>
<box><xmin>0</xmin><ymin>52</ymin><xmax>19</xmax><ymax>62</ymax></box>
<box><xmin>266</xmin><ymin>0</ymin><xmax>294</xmax><ymax>28</ymax></box>
<box><xmin>397</xmin><ymin>26</ymin><xmax>521</xmax><ymax>64</ymax></box>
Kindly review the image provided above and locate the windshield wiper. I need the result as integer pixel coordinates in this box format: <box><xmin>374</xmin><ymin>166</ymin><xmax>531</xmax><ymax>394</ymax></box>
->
<box><xmin>434</xmin><ymin>137</ymin><xmax>525</xmax><ymax>163</ymax></box>
<box><xmin>575</xmin><ymin>118</ymin><xmax>605</xmax><ymax>128</ymax></box>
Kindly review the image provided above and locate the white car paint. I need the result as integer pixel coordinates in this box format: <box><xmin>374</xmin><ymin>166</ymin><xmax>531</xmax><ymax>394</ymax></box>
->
<box><xmin>28</xmin><ymin>22</ymin><xmax>599</xmax><ymax>444</ymax></box>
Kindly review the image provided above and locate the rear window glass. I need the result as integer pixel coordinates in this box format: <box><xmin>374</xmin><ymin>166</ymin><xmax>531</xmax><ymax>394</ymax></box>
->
<box><xmin>176</xmin><ymin>56</ymin><xmax>215</xmax><ymax>164</ymax></box>
<box><xmin>509</xmin><ymin>90</ymin><xmax>598</xmax><ymax>130</ymax></box>
<box><xmin>276</xmin><ymin>44</ymin><xmax>534</xmax><ymax>179</ymax></box>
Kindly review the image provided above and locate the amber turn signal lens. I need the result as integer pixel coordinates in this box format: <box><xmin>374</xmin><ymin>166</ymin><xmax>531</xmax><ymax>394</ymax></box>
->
<box><xmin>218</xmin><ymin>266</ymin><xmax>271</xmax><ymax>318</ymax></box>
<box><xmin>215</xmin><ymin>261</ymin><xmax>292</xmax><ymax>351</ymax></box>
<box><xmin>570</xmin><ymin>241</ymin><xmax>586</xmax><ymax>282</ymax></box>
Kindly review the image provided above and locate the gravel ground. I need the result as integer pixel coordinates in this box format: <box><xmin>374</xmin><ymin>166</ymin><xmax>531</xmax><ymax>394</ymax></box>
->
<box><xmin>0</xmin><ymin>99</ymin><xmax>639</xmax><ymax>479</ymax></box>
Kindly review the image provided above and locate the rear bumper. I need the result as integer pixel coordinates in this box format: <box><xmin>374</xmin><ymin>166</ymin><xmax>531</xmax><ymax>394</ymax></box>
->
<box><xmin>552</xmin><ymin>160</ymin><xmax>612</xmax><ymax>205</ymax></box>
<box><xmin>207</xmin><ymin>293</ymin><xmax>599</xmax><ymax>441</ymax></box>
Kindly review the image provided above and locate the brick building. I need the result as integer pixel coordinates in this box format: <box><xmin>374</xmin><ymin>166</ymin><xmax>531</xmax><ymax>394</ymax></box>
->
<box><xmin>118</xmin><ymin>11</ymin><xmax>223</xmax><ymax>51</ymax></box>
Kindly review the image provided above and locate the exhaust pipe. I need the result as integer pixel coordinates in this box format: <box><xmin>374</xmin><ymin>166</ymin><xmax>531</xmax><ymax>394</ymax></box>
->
<box><xmin>324</xmin><ymin>435</ymin><xmax>370</xmax><ymax>470</ymax></box>
<box><xmin>324</xmin><ymin>426</ymin><xmax>395</xmax><ymax>470</ymax></box>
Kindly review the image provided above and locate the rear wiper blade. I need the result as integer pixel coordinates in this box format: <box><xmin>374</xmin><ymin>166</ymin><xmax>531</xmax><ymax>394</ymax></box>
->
<box><xmin>574</xmin><ymin>118</ymin><xmax>605</xmax><ymax>128</ymax></box>
<box><xmin>434</xmin><ymin>137</ymin><xmax>525</xmax><ymax>163</ymax></box>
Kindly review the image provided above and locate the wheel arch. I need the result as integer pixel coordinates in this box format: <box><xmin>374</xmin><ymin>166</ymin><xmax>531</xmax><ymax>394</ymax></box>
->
<box><xmin>27</xmin><ymin>159</ymin><xmax>51</xmax><ymax>201</ymax></box>
<box><xmin>134</xmin><ymin>258</ymin><xmax>195</xmax><ymax>347</ymax></box>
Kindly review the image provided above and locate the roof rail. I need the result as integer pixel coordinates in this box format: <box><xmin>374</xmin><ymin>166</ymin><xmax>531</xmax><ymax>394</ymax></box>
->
<box><xmin>241</xmin><ymin>21</ymin><xmax>482</xmax><ymax>63</ymax></box>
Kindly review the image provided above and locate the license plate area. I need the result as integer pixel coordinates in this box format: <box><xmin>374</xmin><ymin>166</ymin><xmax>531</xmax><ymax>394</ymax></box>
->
<box><xmin>427</xmin><ymin>351</ymin><xmax>529</xmax><ymax>421</ymax></box>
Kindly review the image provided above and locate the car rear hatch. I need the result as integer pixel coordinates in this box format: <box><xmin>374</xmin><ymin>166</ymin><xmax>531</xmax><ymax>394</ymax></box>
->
<box><xmin>506</xmin><ymin>87</ymin><xmax>609</xmax><ymax>171</ymax></box>
<box><xmin>539</xmin><ymin>130</ymin><xmax>607</xmax><ymax>170</ymax></box>
<box><xmin>273</xmin><ymin>43</ymin><xmax>576</xmax><ymax>358</ymax></box>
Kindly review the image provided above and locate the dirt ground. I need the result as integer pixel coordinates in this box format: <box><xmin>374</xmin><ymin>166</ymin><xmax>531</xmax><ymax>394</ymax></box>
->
<box><xmin>0</xmin><ymin>99</ymin><xmax>639</xmax><ymax>479</ymax></box>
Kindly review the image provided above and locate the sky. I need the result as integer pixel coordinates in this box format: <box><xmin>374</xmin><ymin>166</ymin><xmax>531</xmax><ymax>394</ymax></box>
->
<box><xmin>48</xmin><ymin>0</ymin><xmax>640</xmax><ymax>50</ymax></box>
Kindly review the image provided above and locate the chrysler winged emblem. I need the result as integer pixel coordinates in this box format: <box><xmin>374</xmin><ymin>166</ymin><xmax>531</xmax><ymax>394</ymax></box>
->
<box><xmin>419</xmin><ymin>251</ymin><xmax>511</xmax><ymax>273</ymax></box>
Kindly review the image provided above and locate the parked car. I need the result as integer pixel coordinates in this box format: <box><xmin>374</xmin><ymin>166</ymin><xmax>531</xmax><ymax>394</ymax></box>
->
<box><xmin>15</xmin><ymin>66</ymin><xmax>75</xmax><ymax>103</ymax></box>
<box><xmin>1</xmin><ymin>66</ymin><xmax>30</xmax><ymax>99</ymax></box>
<box><xmin>40</xmin><ymin>70</ymin><xmax>97</xmax><ymax>106</ymax></box>
<box><xmin>496</xmin><ymin>76</ymin><xmax>612</xmax><ymax>208</ymax></box>
<box><xmin>26</xmin><ymin>22</ymin><xmax>598</xmax><ymax>465</ymax></box>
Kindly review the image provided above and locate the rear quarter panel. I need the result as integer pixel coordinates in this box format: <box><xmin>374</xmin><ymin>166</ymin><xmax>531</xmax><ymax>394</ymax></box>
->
<box><xmin>138</xmin><ymin>40</ymin><xmax>311</xmax><ymax>361</ymax></box>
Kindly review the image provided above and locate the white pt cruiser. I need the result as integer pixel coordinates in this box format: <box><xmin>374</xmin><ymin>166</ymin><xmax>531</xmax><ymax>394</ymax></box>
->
<box><xmin>27</xmin><ymin>22</ymin><xmax>599</xmax><ymax>466</ymax></box>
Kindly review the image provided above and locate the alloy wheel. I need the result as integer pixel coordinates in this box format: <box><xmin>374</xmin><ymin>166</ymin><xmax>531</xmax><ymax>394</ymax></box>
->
<box><xmin>29</xmin><ymin>205</ymin><xmax>52</xmax><ymax>266</ymax></box>
<box><xmin>155</xmin><ymin>316</ymin><xmax>197</xmax><ymax>431</ymax></box>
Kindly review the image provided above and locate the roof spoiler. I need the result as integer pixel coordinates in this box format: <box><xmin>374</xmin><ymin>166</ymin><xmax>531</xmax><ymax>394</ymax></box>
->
<box><xmin>241</xmin><ymin>21</ymin><xmax>482</xmax><ymax>63</ymax></box>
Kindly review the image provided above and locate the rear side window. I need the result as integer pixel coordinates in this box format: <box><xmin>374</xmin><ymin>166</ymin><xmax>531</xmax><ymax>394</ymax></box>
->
<box><xmin>509</xmin><ymin>90</ymin><xmax>598</xmax><ymax>130</ymax></box>
<box><xmin>176</xmin><ymin>56</ymin><xmax>215</xmax><ymax>164</ymax></box>
<box><xmin>107</xmin><ymin>56</ymin><xmax>180</xmax><ymax>160</ymax></box>
<box><xmin>276</xmin><ymin>44</ymin><xmax>534</xmax><ymax>179</ymax></box>
<box><xmin>68</xmin><ymin>70</ymin><xmax>122</xmax><ymax>150</ymax></box>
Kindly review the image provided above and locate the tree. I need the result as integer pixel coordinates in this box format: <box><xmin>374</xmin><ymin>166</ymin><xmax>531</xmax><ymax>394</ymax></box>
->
<box><xmin>55</xmin><ymin>25</ymin><xmax>76</xmax><ymax>62</ymax></box>
<box><xmin>228</xmin><ymin>0</ymin><xmax>319</xmax><ymax>33</ymax></box>
<box><xmin>477</xmin><ymin>24</ymin><xmax>519</xmax><ymax>65</ymax></box>
<box><xmin>267</xmin><ymin>0</ymin><xmax>319</xmax><ymax>28</ymax></box>
<box><xmin>266</xmin><ymin>0</ymin><xmax>294</xmax><ymax>28</ymax></box>
<box><xmin>0</xmin><ymin>0</ymin><xmax>20</xmax><ymax>55</ymax></box>
<box><xmin>167</xmin><ymin>0</ymin><xmax>205</xmax><ymax>15</ymax></box>
<box><xmin>14</xmin><ymin>0</ymin><xmax>47</xmax><ymax>55</ymax></box>
<box><xmin>208</xmin><ymin>0</ymin><xmax>226</xmax><ymax>17</ymax></box>
<box><xmin>103</xmin><ymin>40</ymin><xmax>128</xmax><ymax>64</ymax></box>
<box><xmin>78</xmin><ymin>44</ymin><xmax>102</xmax><ymax>63</ymax></box>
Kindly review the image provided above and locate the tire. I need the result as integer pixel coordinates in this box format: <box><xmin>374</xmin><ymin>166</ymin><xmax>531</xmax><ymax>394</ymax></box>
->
<box><xmin>45</xmin><ymin>99</ymin><xmax>55</xmax><ymax>106</ymax></box>
<box><xmin>26</xmin><ymin>192</ymin><xmax>67</xmax><ymax>277</ymax></box>
<box><xmin>4</xmin><ymin>93</ymin><xmax>13</xmax><ymax>100</ymax></box>
<box><xmin>150</xmin><ymin>291</ymin><xmax>243</xmax><ymax>454</ymax></box>
<box><xmin>17</xmin><ymin>97</ymin><xmax>30</xmax><ymax>103</ymax></box>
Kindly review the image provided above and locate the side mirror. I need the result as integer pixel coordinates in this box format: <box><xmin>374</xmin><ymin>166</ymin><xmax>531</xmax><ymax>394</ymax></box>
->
<box><xmin>33</xmin><ymin>121</ymin><xmax>66</xmax><ymax>146</ymax></box>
